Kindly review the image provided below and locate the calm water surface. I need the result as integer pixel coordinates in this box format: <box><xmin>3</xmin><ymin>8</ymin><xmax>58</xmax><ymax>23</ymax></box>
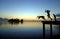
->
<box><xmin>0</xmin><ymin>22</ymin><xmax>59</xmax><ymax>39</ymax></box>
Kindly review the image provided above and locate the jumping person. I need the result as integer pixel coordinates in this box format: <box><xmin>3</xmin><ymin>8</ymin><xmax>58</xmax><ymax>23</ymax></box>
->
<box><xmin>45</xmin><ymin>10</ymin><xmax>52</xmax><ymax>20</ymax></box>
<box><xmin>53</xmin><ymin>14</ymin><xmax>56</xmax><ymax>21</ymax></box>
<box><xmin>37</xmin><ymin>16</ymin><xmax>45</xmax><ymax>20</ymax></box>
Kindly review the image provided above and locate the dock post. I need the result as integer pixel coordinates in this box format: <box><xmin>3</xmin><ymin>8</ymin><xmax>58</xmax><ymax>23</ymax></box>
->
<box><xmin>50</xmin><ymin>23</ymin><xmax>52</xmax><ymax>39</ymax></box>
<box><xmin>43</xmin><ymin>23</ymin><xmax>45</xmax><ymax>39</ymax></box>
<box><xmin>59</xmin><ymin>25</ymin><xmax>60</xmax><ymax>35</ymax></box>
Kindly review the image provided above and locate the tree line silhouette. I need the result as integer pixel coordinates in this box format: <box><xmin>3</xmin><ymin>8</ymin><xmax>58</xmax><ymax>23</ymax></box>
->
<box><xmin>8</xmin><ymin>18</ymin><xmax>23</xmax><ymax>24</ymax></box>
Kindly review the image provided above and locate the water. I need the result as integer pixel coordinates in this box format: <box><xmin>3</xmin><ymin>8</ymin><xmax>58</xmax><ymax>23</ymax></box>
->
<box><xmin>0</xmin><ymin>22</ymin><xmax>59</xmax><ymax>39</ymax></box>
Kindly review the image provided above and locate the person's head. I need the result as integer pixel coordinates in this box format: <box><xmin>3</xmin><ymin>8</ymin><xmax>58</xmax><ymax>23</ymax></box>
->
<box><xmin>45</xmin><ymin>10</ymin><xmax>50</xmax><ymax>13</ymax></box>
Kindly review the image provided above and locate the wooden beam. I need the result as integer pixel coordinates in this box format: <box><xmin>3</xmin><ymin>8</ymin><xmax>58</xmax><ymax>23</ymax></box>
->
<box><xmin>50</xmin><ymin>24</ymin><xmax>52</xmax><ymax>39</ymax></box>
<box><xmin>43</xmin><ymin>23</ymin><xmax>45</xmax><ymax>39</ymax></box>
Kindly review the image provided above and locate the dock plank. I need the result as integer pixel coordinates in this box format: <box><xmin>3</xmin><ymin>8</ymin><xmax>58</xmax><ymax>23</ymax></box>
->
<box><xmin>41</xmin><ymin>21</ymin><xmax>60</xmax><ymax>25</ymax></box>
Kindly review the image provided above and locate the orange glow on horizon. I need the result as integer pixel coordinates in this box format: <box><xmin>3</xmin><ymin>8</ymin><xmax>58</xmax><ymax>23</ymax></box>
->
<box><xmin>0</xmin><ymin>16</ymin><xmax>54</xmax><ymax>20</ymax></box>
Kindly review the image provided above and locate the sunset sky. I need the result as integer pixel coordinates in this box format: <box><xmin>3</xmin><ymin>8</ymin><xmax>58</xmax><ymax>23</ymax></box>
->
<box><xmin>0</xmin><ymin>0</ymin><xmax>60</xmax><ymax>20</ymax></box>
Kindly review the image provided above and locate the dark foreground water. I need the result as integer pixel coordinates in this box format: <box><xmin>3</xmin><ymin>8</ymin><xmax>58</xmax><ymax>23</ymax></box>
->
<box><xmin>0</xmin><ymin>22</ymin><xmax>59</xmax><ymax>39</ymax></box>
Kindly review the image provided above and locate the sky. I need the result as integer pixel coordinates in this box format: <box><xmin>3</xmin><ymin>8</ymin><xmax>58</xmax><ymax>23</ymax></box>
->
<box><xmin>0</xmin><ymin>0</ymin><xmax>60</xmax><ymax>20</ymax></box>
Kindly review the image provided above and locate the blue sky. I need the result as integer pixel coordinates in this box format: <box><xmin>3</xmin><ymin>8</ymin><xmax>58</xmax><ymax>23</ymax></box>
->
<box><xmin>0</xmin><ymin>0</ymin><xmax>60</xmax><ymax>20</ymax></box>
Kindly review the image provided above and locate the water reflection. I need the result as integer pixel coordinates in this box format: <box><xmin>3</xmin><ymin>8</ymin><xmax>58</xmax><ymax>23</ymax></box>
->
<box><xmin>21</xmin><ymin>21</ymin><xmax>23</xmax><ymax>24</ymax></box>
<box><xmin>8</xmin><ymin>21</ymin><xmax>23</xmax><ymax>24</ymax></box>
<box><xmin>0</xmin><ymin>22</ymin><xmax>2</xmax><ymax>26</ymax></box>
<box><xmin>0</xmin><ymin>22</ymin><xmax>59</xmax><ymax>39</ymax></box>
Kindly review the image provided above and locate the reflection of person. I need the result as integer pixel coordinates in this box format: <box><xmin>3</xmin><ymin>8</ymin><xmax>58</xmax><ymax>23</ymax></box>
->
<box><xmin>53</xmin><ymin>14</ymin><xmax>56</xmax><ymax>21</ymax></box>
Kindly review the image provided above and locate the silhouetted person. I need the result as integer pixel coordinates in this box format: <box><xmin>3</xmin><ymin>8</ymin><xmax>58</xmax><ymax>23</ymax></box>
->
<box><xmin>37</xmin><ymin>16</ymin><xmax>45</xmax><ymax>20</ymax></box>
<box><xmin>45</xmin><ymin>10</ymin><xmax>52</xmax><ymax>20</ymax></box>
<box><xmin>53</xmin><ymin>14</ymin><xmax>56</xmax><ymax>21</ymax></box>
